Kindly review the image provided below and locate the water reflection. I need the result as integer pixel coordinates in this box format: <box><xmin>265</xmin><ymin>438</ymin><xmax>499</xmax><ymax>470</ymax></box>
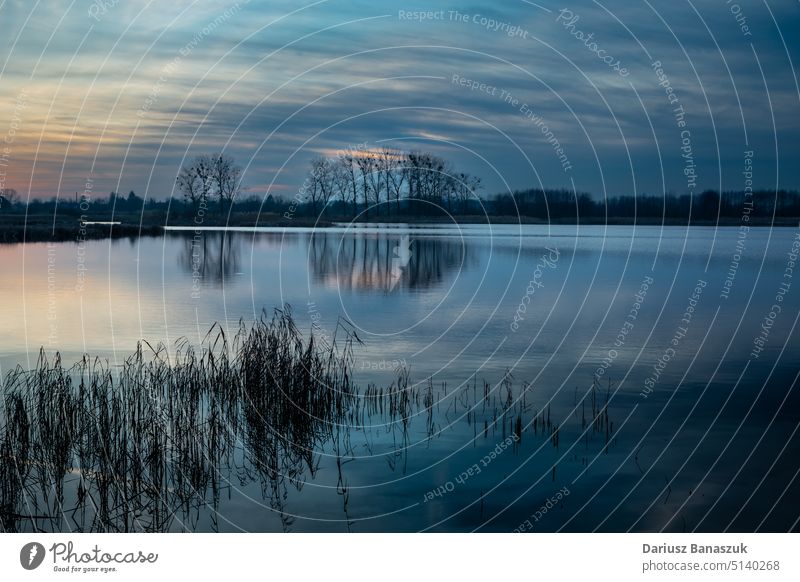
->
<box><xmin>0</xmin><ymin>312</ymin><xmax>614</xmax><ymax>533</ymax></box>
<box><xmin>174</xmin><ymin>231</ymin><xmax>243</xmax><ymax>285</ymax></box>
<box><xmin>3</xmin><ymin>226</ymin><xmax>800</xmax><ymax>532</ymax></box>
<box><xmin>171</xmin><ymin>230</ymin><xmax>477</xmax><ymax>293</ymax></box>
<box><xmin>308</xmin><ymin>231</ymin><xmax>476</xmax><ymax>292</ymax></box>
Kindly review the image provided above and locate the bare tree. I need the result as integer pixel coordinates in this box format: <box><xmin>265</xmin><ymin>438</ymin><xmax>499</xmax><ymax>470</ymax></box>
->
<box><xmin>404</xmin><ymin>151</ymin><xmax>450</xmax><ymax>211</ymax></box>
<box><xmin>211</xmin><ymin>153</ymin><xmax>241</xmax><ymax>214</ymax></box>
<box><xmin>176</xmin><ymin>165</ymin><xmax>201</xmax><ymax>213</ymax></box>
<box><xmin>334</xmin><ymin>156</ymin><xmax>358</xmax><ymax>217</ymax></box>
<box><xmin>405</xmin><ymin>151</ymin><xmax>422</xmax><ymax>203</ymax></box>
<box><xmin>453</xmin><ymin>172</ymin><xmax>481</xmax><ymax>213</ymax></box>
<box><xmin>354</xmin><ymin>152</ymin><xmax>374</xmax><ymax>218</ymax></box>
<box><xmin>384</xmin><ymin>150</ymin><xmax>406</xmax><ymax>215</ymax></box>
<box><xmin>427</xmin><ymin>154</ymin><xmax>451</xmax><ymax>206</ymax></box>
<box><xmin>177</xmin><ymin>155</ymin><xmax>214</xmax><ymax>215</ymax></box>
<box><xmin>364</xmin><ymin>153</ymin><xmax>387</xmax><ymax>216</ymax></box>
<box><xmin>309</xmin><ymin>157</ymin><xmax>335</xmax><ymax>215</ymax></box>
<box><xmin>194</xmin><ymin>154</ymin><xmax>214</xmax><ymax>201</ymax></box>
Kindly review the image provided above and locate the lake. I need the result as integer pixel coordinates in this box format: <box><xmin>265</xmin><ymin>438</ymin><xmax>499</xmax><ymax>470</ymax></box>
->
<box><xmin>1</xmin><ymin>223</ymin><xmax>799</xmax><ymax>532</ymax></box>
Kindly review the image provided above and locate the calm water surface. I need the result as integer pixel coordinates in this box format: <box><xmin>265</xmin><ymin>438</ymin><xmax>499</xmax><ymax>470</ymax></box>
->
<box><xmin>1</xmin><ymin>224</ymin><xmax>798</xmax><ymax>531</ymax></box>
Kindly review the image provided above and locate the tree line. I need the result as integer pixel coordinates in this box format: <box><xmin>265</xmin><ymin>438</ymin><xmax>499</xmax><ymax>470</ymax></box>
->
<box><xmin>298</xmin><ymin>148</ymin><xmax>483</xmax><ymax>217</ymax></box>
<box><xmin>493</xmin><ymin>188</ymin><xmax>800</xmax><ymax>221</ymax></box>
<box><xmin>171</xmin><ymin>148</ymin><xmax>482</xmax><ymax>218</ymax></box>
<box><xmin>3</xmin><ymin>146</ymin><xmax>800</xmax><ymax>223</ymax></box>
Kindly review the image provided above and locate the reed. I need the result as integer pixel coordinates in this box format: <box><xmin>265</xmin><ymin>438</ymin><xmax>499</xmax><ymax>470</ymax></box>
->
<box><xmin>0</xmin><ymin>308</ymin><xmax>615</xmax><ymax>532</ymax></box>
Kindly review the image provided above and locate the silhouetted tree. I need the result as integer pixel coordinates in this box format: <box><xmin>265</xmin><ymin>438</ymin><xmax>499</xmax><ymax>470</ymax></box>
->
<box><xmin>177</xmin><ymin>155</ymin><xmax>214</xmax><ymax>216</ymax></box>
<box><xmin>211</xmin><ymin>153</ymin><xmax>241</xmax><ymax>214</ymax></box>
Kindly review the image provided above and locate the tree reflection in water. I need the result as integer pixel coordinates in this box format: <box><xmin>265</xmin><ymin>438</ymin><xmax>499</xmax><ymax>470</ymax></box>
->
<box><xmin>308</xmin><ymin>230</ymin><xmax>477</xmax><ymax>292</ymax></box>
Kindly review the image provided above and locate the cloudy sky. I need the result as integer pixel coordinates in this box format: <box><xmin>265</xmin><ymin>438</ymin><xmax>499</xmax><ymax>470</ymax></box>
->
<box><xmin>1</xmin><ymin>0</ymin><xmax>798</xmax><ymax>202</ymax></box>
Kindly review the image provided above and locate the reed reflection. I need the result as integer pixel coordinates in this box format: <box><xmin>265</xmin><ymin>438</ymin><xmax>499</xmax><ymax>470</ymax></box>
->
<box><xmin>0</xmin><ymin>309</ymin><xmax>615</xmax><ymax>532</ymax></box>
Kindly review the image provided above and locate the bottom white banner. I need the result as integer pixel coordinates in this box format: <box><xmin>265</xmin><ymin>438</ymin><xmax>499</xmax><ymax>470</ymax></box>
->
<box><xmin>1</xmin><ymin>534</ymin><xmax>797</xmax><ymax>581</ymax></box>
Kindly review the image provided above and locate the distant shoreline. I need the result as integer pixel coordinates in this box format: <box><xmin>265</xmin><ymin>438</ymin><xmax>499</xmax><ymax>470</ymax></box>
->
<box><xmin>1</xmin><ymin>213</ymin><xmax>798</xmax><ymax>244</ymax></box>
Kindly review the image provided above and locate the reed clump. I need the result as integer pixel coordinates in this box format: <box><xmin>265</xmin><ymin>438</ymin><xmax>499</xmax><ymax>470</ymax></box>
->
<box><xmin>0</xmin><ymin>307</ymin><xmax>361</xmax><ymax>532</ymax></box>
<box><xmin>0</xmin><ymin>307</ymin><xmax>615</xmax><ymax>532</ymax></box>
